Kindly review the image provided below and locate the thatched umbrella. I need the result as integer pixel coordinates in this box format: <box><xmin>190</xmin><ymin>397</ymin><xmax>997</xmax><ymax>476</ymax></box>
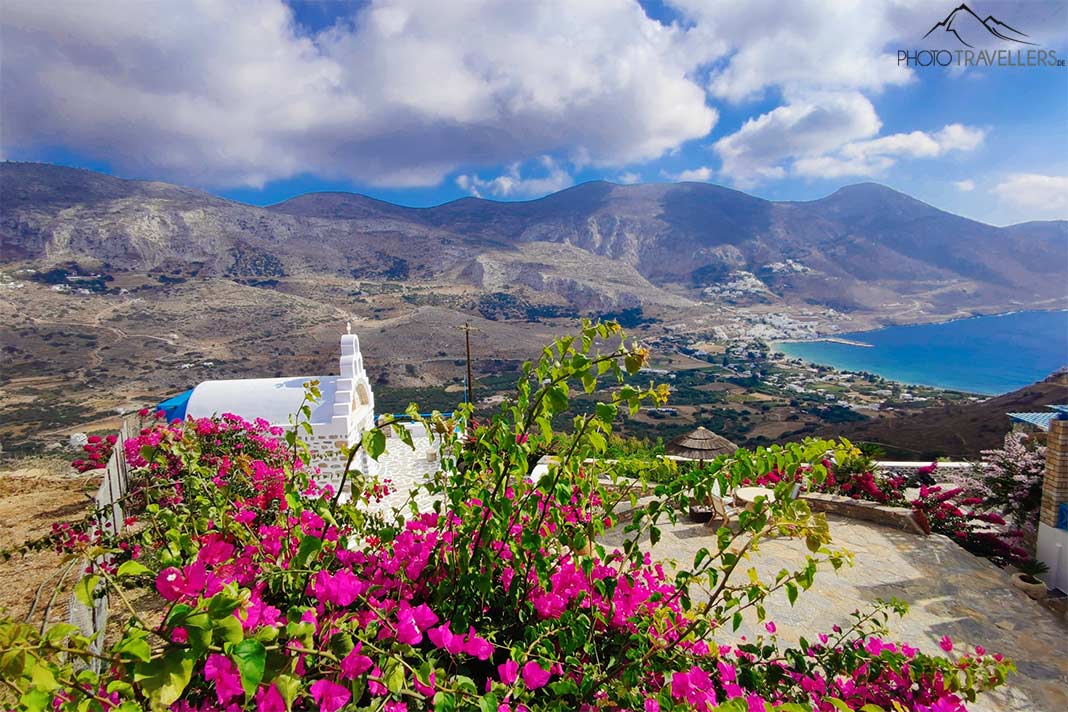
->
<box><xmin>669</xmin><ymin>426</ymin><xmax>739</xmax><ymax>524</ymax></box>
<box><xmin>666</xmin><ymin>426</ymin><xmax>737</xmax><ymax>461</ymax></box>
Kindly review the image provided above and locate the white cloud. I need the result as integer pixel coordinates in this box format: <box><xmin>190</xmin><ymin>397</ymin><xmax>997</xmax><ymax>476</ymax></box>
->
<box><xmin>615</xmin><ymin>171</ymin><xmax>641</xmax><ymax>184</ymax></box>
<box><xmin>456</xmin><ymin>156</ymin><xmax>573</xmax><ymax>198</ymax></box>
<box><xmin>955</xmin><ymin>179</ymin><xmax>976</xmax><ymax>192</ymax></box>
<box><xmin>992</xmin><ymin>174</ymin><xmax>1068</xmax><ymax>220</ymax></box>
<box><xmin>667</xmin><ymin>0</ymin><xmax>921</xmax><ymax>103</ymax></box>
<box><xmin>674</xmin><ymin>166</ymin><xmax>714</xmax><ymax>182</ymax></box>
<box><xmin>793</xmin><ymin>123</ymin><xmax>985</xmax><ymax>179</ymax></box>
<box><xmin>713</xmin><ymin>92</ymin><xmax>881</xmax><ymax>185</ymax></box>
<box><xmin>0</xmin><ymin>0</ymin><xmax>716</xmax><ymax>188</ymax></box>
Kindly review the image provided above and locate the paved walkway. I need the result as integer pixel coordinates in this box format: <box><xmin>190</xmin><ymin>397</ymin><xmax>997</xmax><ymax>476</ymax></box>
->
<box><xmin>603</xmin><ymin>515</ymin><xmax>1067</xmax><ymax>712</ymax></box>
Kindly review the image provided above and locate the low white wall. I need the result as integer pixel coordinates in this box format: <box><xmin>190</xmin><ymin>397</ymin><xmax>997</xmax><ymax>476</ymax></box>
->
<box><xmin>1037</xmin><ymin>522</ymin><xmax>1068</xmax><ymax>594</ymax></box>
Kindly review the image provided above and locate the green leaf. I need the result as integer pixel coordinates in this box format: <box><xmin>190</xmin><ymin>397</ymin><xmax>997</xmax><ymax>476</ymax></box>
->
<box><xmin>386</xmin><ymin>662</ymin><xmax>405</xmax><ymax>693</ymax></box>
<box><xmin>293</xmin><ymin>534</ymin><xmax>323</xmax><ymax>568</ymax></box>
<box><xmin>20</xmin><ymin>688</ymin><xmax>51</xmax><ymax>712</ymax></box>
<box><xmin>546</xmin><ymin>384</ymin><xmax>569</xmax><ymax>413</ymax></box>
<box><xmin>207</xmin><ymin>593</ymin><xmax>242</xmax><ymax>620</ymax></box>
<box><xmin>363</xmin><ymin>429</ymin><xmax>386</xmax><ymax>460</ymax></box>
<box><xmin>30</xmin><ymin>664</ymin><xmax>59</xmax><ymax>692</ymax></box>
<box><xmin>134</xmin><ymin>649</ymin><xmax>195</xmax><ymax>710</ymax></box>
<box><xmin>624</xmin><ymin>351</ymin><xmax>644</xmax><ymax>375</ymax></box>
<box><xmin>231</xmin><ymin>639</ymin><xmax>266</xmax><ymax>700</ymax></box>
<box><xmin>594</xmin><ymin>402</ymin><xmax>617</xmax><ymax>424</ymax></box>
<box><xmin>213</xmin><ymin>615</ymin><xmax>244</xmax><ymax>644</ymax></box>
<box><xmin>74</xmin><ymin>575</ymin><xmax>100</xmax><ymax>608</ymax></box>
<box><xmin>273</xmin><ymin>673</ymin><xmax>301</xmax><ymax>711</ymax></box>
<box><xmin>116</xmin><ymin>560</ymin><xmax>152</xmax><ymax>578</ymax></box>
<box><xmin>115</xmin><ymin>632</ymin><xmax>152</xmax><ymax>663</ymax></box>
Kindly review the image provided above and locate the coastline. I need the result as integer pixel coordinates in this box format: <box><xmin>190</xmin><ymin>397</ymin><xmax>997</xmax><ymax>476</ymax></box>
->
<box><xmin>768</xmin><ymin>309</ymin><xmax>1068</xmax><ymax>396</ymax></box>
<box><xmin>780</xmin><ymin>305</ymin><xmax>1068</xmax><ymax>345</ymax></box>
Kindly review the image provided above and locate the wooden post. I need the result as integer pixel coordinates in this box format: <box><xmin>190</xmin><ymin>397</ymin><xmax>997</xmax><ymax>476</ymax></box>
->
<box><xmin>466</xmin><ymin>324</ymin><xmax>473</xmax><ymax>406</ymax></box>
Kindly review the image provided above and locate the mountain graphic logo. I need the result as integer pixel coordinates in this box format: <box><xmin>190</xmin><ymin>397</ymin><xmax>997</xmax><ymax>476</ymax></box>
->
<box><xmin>922</xmin><ymin>3</ymin><xmax>1036</xmax><ymax>48</ymax></box>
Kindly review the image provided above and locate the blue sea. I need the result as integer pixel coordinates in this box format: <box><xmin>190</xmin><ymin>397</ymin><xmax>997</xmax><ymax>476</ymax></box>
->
<box><xmin>774</xmin><ymin>310</ymin><xmax>1068</xmax><ymax>395</ymax></box>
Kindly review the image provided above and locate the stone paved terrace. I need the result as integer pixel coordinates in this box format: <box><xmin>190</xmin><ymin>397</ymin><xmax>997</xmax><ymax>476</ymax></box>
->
<box><xmin>351</xmin><ymin>430</ymin><xmax>442</xmax><ymax>513</ymax></box>
<box><xmin>602</xmin><ymin>515</ymin><xmax>1068</xmax><ymax>712</ymax></box>
<box><xmin>351</xmin><ymin>455</ymin><xmax>1067</xmax><ymax>711</ymax></box>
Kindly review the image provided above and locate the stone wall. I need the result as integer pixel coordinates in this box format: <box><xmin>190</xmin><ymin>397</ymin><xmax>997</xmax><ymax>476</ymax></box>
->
<box><xmin>800</xmin><ymin>491</ymin><xmax>926</xmax><ymax>535</ymax></box>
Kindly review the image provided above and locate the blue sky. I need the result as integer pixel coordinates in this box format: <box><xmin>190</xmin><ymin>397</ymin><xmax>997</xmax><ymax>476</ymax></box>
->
<box><xmin>2</xmin><ymin>0</ymin><xmax>1066</xmax><ymax>225</ymax></box>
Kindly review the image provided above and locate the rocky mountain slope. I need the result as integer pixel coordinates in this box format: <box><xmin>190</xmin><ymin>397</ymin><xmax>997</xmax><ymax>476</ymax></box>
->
<box><xmin>3</xmin><ymin>162</ymin><xmax>1065</xmax><ymax>316</ymax></box>
<box><xmin>825</xmin><ymin>371</ymin><xmax>1068</xmax><ymax>459</ymax></box>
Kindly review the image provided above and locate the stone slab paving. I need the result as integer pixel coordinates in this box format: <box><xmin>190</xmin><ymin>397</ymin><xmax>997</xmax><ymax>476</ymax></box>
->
<box><xmin>603</xmin><ymin>515</ymin><xmax>1068</xmax><ymax>712</ymax></box>
<box><xmin>360</xmin><ymin>433</ymin><xmax>442</xmax><ymax>514</ymax></box>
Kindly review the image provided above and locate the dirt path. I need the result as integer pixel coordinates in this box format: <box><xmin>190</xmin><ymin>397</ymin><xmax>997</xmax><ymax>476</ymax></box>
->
<box><xmin>0</xmin><ymin>459</ymin><xmax>101</xmax><ymax>626</ymax></box>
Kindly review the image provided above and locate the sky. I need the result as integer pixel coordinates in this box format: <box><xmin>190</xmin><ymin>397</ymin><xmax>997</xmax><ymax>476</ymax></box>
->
<box><xmin>1</xmin><ymin>0</ymin><xmax>1066</xmax><ymax>226</ymax></box>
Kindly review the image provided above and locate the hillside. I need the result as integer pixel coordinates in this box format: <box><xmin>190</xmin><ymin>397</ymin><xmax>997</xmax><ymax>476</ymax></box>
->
<box><xmin>3</xmin><ymin>163</ymin><xmax>1066</xmax><ymax>316</ymax></box>
<box><xmin>823</xmin><ymin>371</ymin><xmax>1068</xmax><ymax>459</ymax></box>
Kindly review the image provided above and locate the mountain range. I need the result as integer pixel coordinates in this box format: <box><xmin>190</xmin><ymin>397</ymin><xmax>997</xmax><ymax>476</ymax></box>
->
<box><xmin>2</xmin><ymin>162</ymin><xmax>1065</xmax><ymax>317</ymax></box>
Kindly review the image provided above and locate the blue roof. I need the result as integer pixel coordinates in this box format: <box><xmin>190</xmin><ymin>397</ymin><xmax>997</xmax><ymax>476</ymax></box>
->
<box><xmin>156</xmin><ymin>389</ymin><xmax>193</xmax><ymax>422</ymax></box>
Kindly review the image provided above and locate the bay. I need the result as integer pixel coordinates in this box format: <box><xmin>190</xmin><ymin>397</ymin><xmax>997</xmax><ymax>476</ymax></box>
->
<box><xmin>773</xmin><ymin>310</ymin><xmax>1068</xmax><ymax>395</ymax></box>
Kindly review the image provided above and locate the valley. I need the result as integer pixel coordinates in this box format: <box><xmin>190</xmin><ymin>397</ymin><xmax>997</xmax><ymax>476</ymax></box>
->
<box><xmin>2</xmin><ymin>162</ymin><xmax>1066</xmax><ymax>457</ymax></box>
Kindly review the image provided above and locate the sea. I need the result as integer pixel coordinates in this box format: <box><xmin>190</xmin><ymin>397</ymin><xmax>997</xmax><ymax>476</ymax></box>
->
<box><xmin>773</xmin><ymin>310</ymin><xmax>1068</xmax><ymax>395</ymax></box>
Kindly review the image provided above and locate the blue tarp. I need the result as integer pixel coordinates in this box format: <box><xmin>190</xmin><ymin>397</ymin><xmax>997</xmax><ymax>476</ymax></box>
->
<box><xmin>156</xmin><ymin>389</ymin><xmax>193</xmax><ymax>422</ymax></box>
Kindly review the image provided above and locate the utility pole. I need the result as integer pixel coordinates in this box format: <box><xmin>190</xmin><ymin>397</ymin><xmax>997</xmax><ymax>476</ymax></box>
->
<box><xmin>464</xmin><ymin>322</ymin><xmax>474</xmax><ymax>406</ymax></box>
<box><xmin>455</xmin><ymin>322</ymin><xmax>481</xmax><ymax>407</ymax></box>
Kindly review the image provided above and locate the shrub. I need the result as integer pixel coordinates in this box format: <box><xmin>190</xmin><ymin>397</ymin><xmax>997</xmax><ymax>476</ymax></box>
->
<box><xmin>1</xmin><ymin>323</ymin><xmax>1012</xmax><ymax>711</ymax></box>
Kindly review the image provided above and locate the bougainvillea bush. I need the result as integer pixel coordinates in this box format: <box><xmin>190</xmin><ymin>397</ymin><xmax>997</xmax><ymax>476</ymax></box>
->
<box><xmin>1</xmin><ymin>323</ymin><xmax>1013</xmax><ymax>711</ymax></box>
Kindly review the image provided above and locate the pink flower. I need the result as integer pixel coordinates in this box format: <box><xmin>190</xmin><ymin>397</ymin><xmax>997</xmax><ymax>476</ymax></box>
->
<box><xmin>368</xmin><ymin>667</ymin><xmax>387</xmax><ymax>696</ymax></box>
<box><xmin>644</xmin><ymin>701</ymin><xmax>660</xmax><ymax>712</ymax></box>
<box><xmin>170</xmin><ymin>627</ymin><xmax>188</xmax><ymax>644</ymax></box>
<box><xmin>671</xmin><ymin>667</ymin><xmax>715</xmax><ymax>708</ymax></box>
<box><xmin>940</xmin><ymin>635</ymin><xmax>954</xmax><ymax>652</ymax></box>
<box><xmin>197</xmin><ymin>533</ymin><xmax>235</xmax><ymax>565</ymax></box>
<box><xmin>340</xmin><ymin>644</ymin><xmax>373</xmax><ymax>679</ymax></box>
<box><xmin>310</xmin><ymin>569</ymin><xmax>365</xmax><ymax>607</ymax></box>
<box><xmin>255</xmin><ymin>684</ymin><xmax>286</xmax><ymax>712</ymax></box>
<box><xmin>428</xmin><ymin>624</ymin><xmax>465</xmax><ymax>655</ymax></box>
<box><xmin>202</xmin><ymin>654</ymin><xmax>242</xmax><ymax>705</ymax></box>
<box><xmin>975</xmin><ymin>645</ymin><xmax>986</xmax><ymax>656</ymax></box>
<box><xmin>309</xmin><ymin>679</ymin><xmax>350</xmax><ymax>712</ymax></box>
<box><xmin>155</xmin><ymin>567</ymin><xmax>184</xmax><ymax>601</ymax></box>
<box><xmin>498</xmin><ymin>659</ymin><xmax>519</xmax><ymax>685</ymax></box>
<box><xmin>764</xmin><ymin>621</ymin><xmax>776</xmax><ymax>634</ymax></box>
<box><xmin>521</xmin><ymin>661</ymin><xmax>551</xmax><ymax>689</ymax></box>
<box><xmin>463</xmin><ymin>628</ymin><xmax>494</xmax><ymax>660</ymax></box>
<box><xmin>413</xmin><ymin>670</ymin><xmax>436</xmax><ymax>697</ymax></box>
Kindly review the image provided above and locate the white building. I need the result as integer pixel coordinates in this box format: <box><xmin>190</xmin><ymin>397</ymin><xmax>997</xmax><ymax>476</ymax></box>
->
<box><xmin>185</xmin><ymin>332</ymin><xmax>378</xmax><ymax>484</ymax></box>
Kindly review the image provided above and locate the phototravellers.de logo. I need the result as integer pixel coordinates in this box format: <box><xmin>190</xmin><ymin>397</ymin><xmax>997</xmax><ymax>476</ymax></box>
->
<box><xmin>898</xmin><ymin>3</ymin><xmax>1064</xmax><ymax>68</ymax></box>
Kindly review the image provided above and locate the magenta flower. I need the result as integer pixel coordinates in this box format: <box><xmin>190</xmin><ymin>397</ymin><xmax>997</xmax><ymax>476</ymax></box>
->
<box><xmin>463</xmin><ymin>628</ymin><xmax>494</xmax><ymax>660</ymax></box>
<box><xmin>764</xmin><ymin>621</ymin><xmax>776</xmax><ymax>634</ymax></box>
<box><xmin>196</xmin><ymin>533</ymin><xmax>235</xmax><ymax>565</ymax></box>
<box><xmin>155</xmin><ymin>567</ymin><xmax>185</xmax><ymax>601</ymax></box>
<box><xmin>255</xmin><ymin>683</ymin><xmax>286</xmax><ymax>712</ymax></box>
<box><xmin>412</xmin><ymin>670</ymin><xmax>436</xmax><ymax>697</ymax></box>
<box><xmin>340</xmin><ymin>644</ymin><xmax>373</xmax><ymax>679</ymax></box>
<box><xmin>521</xmin><ymin>661</ymin><xmax>551</xmax><ymax>689</ymax></box>
<box><xmin>498</xmin><ymin>659</ymin><xmax>519</xmax><ymax>685</ymax></box>
<box><xmin>940</xmin><ymin>635</ymin><xmax>954</xmax><ymax>652</ymax></box>
<box><xmin>202</xmin><ymin>654</ymin><xmax>242</xmax><ymax>705</ymax></box>
<box><xmin>428</xmin><ymin>624</ymin><xmax>465</xmax><ymax>654</ymax></box>
<box><xmin>310</xmin><ymin>568</ymin><xmax>365</xmax><ymax>607</ymax></box>
<box><xmin>309</xmin><ymin>679</ymin><xmax>350</xmax><ymax>712</ymax></box>
<box><xmin>395</xmin><ymin>606</ymin><xmax>424</xmax><ymax>645</ymax></box>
